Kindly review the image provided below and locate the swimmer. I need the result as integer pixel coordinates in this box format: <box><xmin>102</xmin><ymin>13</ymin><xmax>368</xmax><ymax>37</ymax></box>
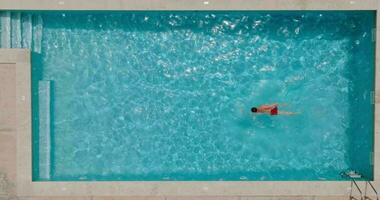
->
<box><xmin>251</xmin><ymin>103</ymin><xmax>299</xmax><ymax>116</ymax></box>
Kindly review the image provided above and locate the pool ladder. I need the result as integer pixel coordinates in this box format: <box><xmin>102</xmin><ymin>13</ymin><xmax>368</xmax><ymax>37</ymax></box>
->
<box><xmin>349</xmin><ymin>179</ymin><xmax>378</xmax><ymax>200</ymax></box>
<box><xmin>342</xmin><ymin>171</ymin><xmax>379</xmax><ymax>200</ymax></box>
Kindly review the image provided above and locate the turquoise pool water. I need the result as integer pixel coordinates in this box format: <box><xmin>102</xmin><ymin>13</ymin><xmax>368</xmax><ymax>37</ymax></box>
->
<box><xmin>1</xmin><ymin>11</ymin><xmax>375</xmax><ymax>181</ymax></box>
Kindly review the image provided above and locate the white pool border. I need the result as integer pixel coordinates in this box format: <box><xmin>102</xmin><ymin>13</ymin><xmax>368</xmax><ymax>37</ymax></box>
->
<box><xmin>0</xmin><ymin>0</ymin><xmax>379</xmax><ymax>197</ymax></box>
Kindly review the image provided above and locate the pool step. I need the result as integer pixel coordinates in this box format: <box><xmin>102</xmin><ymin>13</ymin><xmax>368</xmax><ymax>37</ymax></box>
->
<box><xmin>0</xmin><ymin>11</ymin><xmax>43</xmax><ymax>52</ymax></box>
<box><xmin>38</xmin><ymin>81</ymin><xmax>52</xmax><ymax>180</ymax></box>
<box><xmin>0</xmin><ymin>11</ymin><xmax>11</xmax><ymax>48</ymax></box>
<box><xmin>21</xmin><ymin>13</ymin><xmax>33</xmax><ymax>49</ymax></box>
<box><xmin>11</xmin><ymin>12</ymin><xmax>21</xmax><ymax>48</ymax></box>
<box><xmin>32</xmin><ymin>14</ymin><xmax>43</xmax><ymax>53</ymax></box>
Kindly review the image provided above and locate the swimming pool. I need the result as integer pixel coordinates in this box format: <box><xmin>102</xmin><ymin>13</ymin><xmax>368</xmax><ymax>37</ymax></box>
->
<box><xmin>1</xmin><ymin>11</ymin><xmax>375</xmax><ymax>181</ymax></box>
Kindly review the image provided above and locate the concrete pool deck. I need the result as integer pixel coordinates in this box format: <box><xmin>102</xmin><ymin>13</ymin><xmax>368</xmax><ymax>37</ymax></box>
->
<box><xmin>0</xmin><ymin>0</ymin><xmax>380</xmax><ymax>199</ymax></box>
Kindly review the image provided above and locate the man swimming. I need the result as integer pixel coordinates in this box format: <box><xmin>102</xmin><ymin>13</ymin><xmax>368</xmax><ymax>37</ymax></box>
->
<box><xmin>251</xmin><ymin>103</ymin><xmax>299</xmax><ymax>116</ymax></box>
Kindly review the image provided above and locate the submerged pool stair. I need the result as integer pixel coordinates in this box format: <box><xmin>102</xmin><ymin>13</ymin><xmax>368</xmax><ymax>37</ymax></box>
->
<box><xmin>0</xmin><ymin>11</ymin><xmax>43</xmax><ymax>53</ymax></box>
<box><xmin>38</xmin><ymin>81</ymin><xmax>51</xmax><ymax>180</ymax></box>
<box><xmin>2</xmin><ymin>11</ymin><xmax>48</xmax><ymax>178</ymax></box>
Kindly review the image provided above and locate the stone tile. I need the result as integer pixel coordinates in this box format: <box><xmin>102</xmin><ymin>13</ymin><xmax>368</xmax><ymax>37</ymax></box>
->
<box><xmin>241</xmin><ymin>196</ymin><xmax>313</xmax><ymax>200</ymax></box>
<box><xmin>92</xmin><ymin>197</ymin><xmax>164</xmax><ymax>200</ymax></box>
<box><xmin>375</xmin><ymin>105</ymin><xmax>380</xmax><ymax>134</ymax></box>
<box><xmin>313</xmin><ymin>197</ymin><xmax>348</xmax><ymax>200</ymax></box>
<box><xmin>376</xmin><ymin>97</ymin><xmax>380</xmax><ymax>182</ymax></box>
<box><xmin>375</xmin><ymin>91</ymin><xmax>380</xmax><ymax>104</ymax></box>
<box><xmin>15</xmin><ymin>60</ymin><xmax>33</xmax><ymax>192</ymax></box>
<box><xmin>19</xmin><ymin>198</ymin><xmax>92</xmax><ymax>200</ymax></box>
<box><xmin>241</xmin><ymin>197</ymin><xmax>349</xmax><ymax>200</ymax></box>
<box><xmin>0</xmin><ymin>133</ymin><xmax>16</xmax><ymax>183</ymax></box>
<box><xmin>0</xmin><ymin>49</ymin><xmax>30</xmax><ymax>63</ymax></box>
<box><xmin>375</xmin><ymin>153</ymin><xmax>380</xmax><ymax>177</ymax></box>
<box><xmin>166</xmin><ymin>197</ymin><xmax>238</xmax><ymax>200</ymax></box>
<box><xmin>0</xmin><ymin>64</ymin><xmax>16</xmax><ymax>131</ymax></box>
<box><xmin>0</xmin><ymin>132</ymin><xmax>16</xmax><ymax>200</ymax></box>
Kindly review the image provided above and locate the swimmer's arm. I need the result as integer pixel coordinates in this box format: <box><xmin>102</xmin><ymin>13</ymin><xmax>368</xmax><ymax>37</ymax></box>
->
<box><xmin>273</xmin><ymin>103</ymin><xmax>287</xmax><ymax>106</ymax></box>
<box><xmin>251</xmin><ymin>112</ymin><xmax>266</xmax><ymax>115</ymax></box>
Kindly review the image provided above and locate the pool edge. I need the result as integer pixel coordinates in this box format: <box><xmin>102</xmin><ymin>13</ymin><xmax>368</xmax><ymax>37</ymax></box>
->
<box><xmin>0</xmin><ymin>0</ymin><xmax>378</xmax><ymax>11</ymax></box>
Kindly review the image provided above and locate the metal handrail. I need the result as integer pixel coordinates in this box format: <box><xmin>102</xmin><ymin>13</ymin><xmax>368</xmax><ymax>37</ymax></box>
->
<box><xmin>364</xmin><ymin>181</ymin><xmax>379</xmax><ymax>200</ymax></box>
<box><xmin>351</xmin><ymin>179</ymin><xmax>364</xmax><ymax>200</ymax></box>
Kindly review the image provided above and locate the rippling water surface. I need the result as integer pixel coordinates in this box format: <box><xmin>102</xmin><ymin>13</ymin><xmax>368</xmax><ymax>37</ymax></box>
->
<box><xmin>32</xmin><ymin>11</ymin><xmax>375</xmax><ymax>180</ymax></box>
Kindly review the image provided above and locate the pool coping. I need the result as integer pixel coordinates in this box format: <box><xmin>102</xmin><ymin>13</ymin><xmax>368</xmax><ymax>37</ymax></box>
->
<box><xmin>0</xmin><ymin>0</ymin><xmax>378</xmax><ymax>10</ymax></box>
<box><xmin>0</xmin><ymin>0</ymin><xmax>380</xmax><ymax>197</ymax></box>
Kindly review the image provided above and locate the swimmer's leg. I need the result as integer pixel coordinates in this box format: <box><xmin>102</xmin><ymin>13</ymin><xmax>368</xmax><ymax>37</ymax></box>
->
<box><xmin>278</xmin><ymin>111</ymin><xmax>300</xmax><ymax>115</ymax></box>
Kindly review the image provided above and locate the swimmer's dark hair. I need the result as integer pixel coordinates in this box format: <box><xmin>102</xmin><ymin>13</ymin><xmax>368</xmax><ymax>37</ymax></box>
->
<box><xmin>251</xmin><ymin>107</ymin><xmax>258</xmax><ymax>113</ymax></box>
